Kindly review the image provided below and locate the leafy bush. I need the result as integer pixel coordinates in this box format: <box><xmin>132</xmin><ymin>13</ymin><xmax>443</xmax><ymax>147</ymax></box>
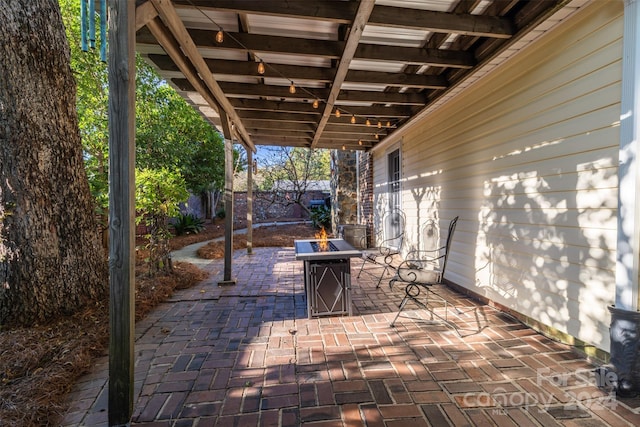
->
<box><xmin>136</xmin><ymin>168</ymin><xmax>189</xmax><ymax>275</ymax></box>
<box><xmin>310</xmin><ymin>205</ymin><xmax>331</xmax><ymax>230</ymax></box>
<box><xmin>216</xmin><ymin>208</ymin><xmax>225</xmax><ymax>219</ymax></box>
<box><xmin>172</xmin><ymin>213</ymin><xmax>205</xmax><ymax>235</ymax></box>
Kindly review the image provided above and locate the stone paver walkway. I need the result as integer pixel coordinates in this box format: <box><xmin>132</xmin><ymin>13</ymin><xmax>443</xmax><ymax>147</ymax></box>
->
<box><xmin>62</xmin><ymin>245</ymin><xmax>640</xmax><ymax>426</ymax></box>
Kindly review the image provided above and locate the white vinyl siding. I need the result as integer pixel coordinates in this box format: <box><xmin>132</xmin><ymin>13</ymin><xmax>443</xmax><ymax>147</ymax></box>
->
<box><xmin>393</xmin><ymin>1</ymin><xmax>622</xmax><ymax>351</ymax></box>
<box><xmin>372</xmin><ymin>143</ymin><xmax>402</xmax><ymax>232</ymax></box>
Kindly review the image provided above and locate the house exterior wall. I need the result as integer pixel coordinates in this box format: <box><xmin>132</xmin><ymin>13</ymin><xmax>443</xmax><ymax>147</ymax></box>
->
<box><xmin>373</xmin><ymin>1</ymin><xmax>623</xmax><ymax>352</ymax></box>
<box><xmin>371</xmin><ymin>141</ymin><xmax>402</xmax><ymax>245</ymax></box>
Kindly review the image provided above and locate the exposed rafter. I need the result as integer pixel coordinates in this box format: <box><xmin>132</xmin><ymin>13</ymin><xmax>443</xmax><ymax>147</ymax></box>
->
<box><xmin>147</xmin><ymin>0</ymin><xmax>255</xmax><ymax>152</ymax></box>
<box><xmin>135</xmin><ymin>0</ymin><xmax>565</xmax><ymax>152</ymax></box>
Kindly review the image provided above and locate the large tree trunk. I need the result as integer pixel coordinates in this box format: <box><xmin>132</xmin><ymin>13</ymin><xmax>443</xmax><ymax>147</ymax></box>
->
<box><xmin>0</xmin><ymin>1</ymin><xmax>108</xmax><ymax>326</ymax></box>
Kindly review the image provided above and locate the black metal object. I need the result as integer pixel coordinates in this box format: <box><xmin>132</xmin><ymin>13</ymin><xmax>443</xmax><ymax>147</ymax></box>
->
<box><xmin>306</xmin><ymin>259</ymin><xmax>351</xmax><ymax>318</ymax></box>
<box><xmin>608</xmin><ymin>305</ymin><xmax>640</xmax><ymax>397</ymax></box>
<box><xmin>310</xmin><ymin>241</ymin><xmax>339</xmax><ymax>252</ymax></box>
<box><xmin>294</xmin><ymin>238</ymin><xmax>361</xmax><ymax>318</ymax></box>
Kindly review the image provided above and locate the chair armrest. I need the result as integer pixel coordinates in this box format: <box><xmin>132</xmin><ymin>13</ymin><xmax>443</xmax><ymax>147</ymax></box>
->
<box><xmin>393</xmin><ymin>255</ymin><xmax>444</xmax><ymax>286</ymax></box>
<box><xmin>397</xmin><ymin>249</ymin><xmax>445</xmax><ymax>271</ymax></box>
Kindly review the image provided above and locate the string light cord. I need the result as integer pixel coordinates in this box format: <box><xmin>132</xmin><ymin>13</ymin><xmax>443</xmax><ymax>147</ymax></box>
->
<box><xmin>184</xmin><ymin>0</ymin><xmax>394</xmax><ymax>132</ymax></box>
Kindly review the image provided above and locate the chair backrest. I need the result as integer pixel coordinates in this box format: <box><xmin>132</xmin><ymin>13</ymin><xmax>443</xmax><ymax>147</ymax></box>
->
<box><xmin>380</xmin><ymin>209</ymin><xmax>405</xmax><ymax>251</ymax></box>
<box><xmin>420</xmin><ymin>218</ymin><xmax>440</xmax><ymax>252</ymax></box>
<box><xmin>440</xmin><ymin>216</ymin><xmax>459</xmax><ymax>276</ymax></box>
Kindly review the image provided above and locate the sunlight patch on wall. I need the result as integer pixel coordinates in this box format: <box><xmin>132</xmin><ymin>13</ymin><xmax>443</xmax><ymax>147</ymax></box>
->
<box><xmin>491</xmin><ymin>138</ymin><xmax>565</xmax><ymax>162</ymax></box>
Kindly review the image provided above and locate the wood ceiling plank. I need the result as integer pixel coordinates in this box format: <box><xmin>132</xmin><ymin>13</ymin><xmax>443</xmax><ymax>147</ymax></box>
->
<box><xmin>174</xmin><ymin>0</ymin><xmax>355</xmax><ymax>24</ymax></box>
<box><xmin>325</xmin><ymin>123</ymin><xmax>387</xmax><ymax>136</ymax></box>
<box><xmin>217</xmin><ymin>82</ymin><xmax>329</xmax><ymax>100</ymax></box>
<box><xmin>230</xmin><ymin>98</ymin><xmax>322</xmax><ymax>114</ymax></box>
<box><xmin>188</xmin><ymin>29</ymin><xmax>344</xmax><ymax>59</ymax></box>
<box><xmin>250</xmin><ymin>136</ymin><xmax>312</xmax><ymax>147</ymax></box>
<box><xmin>338</xmin><ymin>89</ymin><xmax>426</xmax><ymax>106</ymax></box>
<box><xmin>148</xmin><ymin>54</ymin><xmax>447</xmax><ymax>89</ymax></box>
<box><xmin>138</xmin><ymin>28</ymin><xmax>474</xmax><ymax>68</ymax></box>
<box><xmin>369</xmin><ymin>5</ymin><xmax>513</xmax><ymax>38</ymax></box>
<box><xmin>248</xmin><ymin>128</ymin><xmax>314</xmax><ymax>138</ymax></box>
<box><xmin>238</xmin><ymin>111</ymin><xmax>319</xmax><ymax>123</ymax></box>
<box><xmin>346</xmin><ymin>70</ymin><xmax>447</xmax><ymax>89</ymax></box>
<box><xmin>175</xmin><ymin>1</ymin><xmax>514</xmax><ymax>38</ymax></box>
<box><xmin>355</xmin><ymin>44</ymin><xmax>475</xmax><ymax>68</ymax></box>
<box><xmin>317</xmin><ymin>138</ymin><xmax>373</xmax><ymax>148</ymax></box>
<box><xmin>244</xmin><ymin>120</ymin><xmax>316</xmax><ymax>131</ymax></box>
<box><xmin>215</xmin><ymin>82</ymin><xmax>426</xmax><ymax>105</ymax></box>
<box><xmin>230</xmin><ymin>98</ymin><xmax>411</xmax><ymax>117</ymax></box>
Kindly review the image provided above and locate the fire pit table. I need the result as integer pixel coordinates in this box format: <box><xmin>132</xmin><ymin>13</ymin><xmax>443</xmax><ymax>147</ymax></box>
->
<box><xmin>294</xmin><ymin>238</ymin><xmax>361</xmax><ymax>318</ymax></box>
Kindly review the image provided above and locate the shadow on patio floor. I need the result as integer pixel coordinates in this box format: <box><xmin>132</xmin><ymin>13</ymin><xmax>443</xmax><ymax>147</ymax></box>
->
<box><xmin>62</xmin><ymin>246</ymin><xmax>640</xmax><ymax>426</ymax></box>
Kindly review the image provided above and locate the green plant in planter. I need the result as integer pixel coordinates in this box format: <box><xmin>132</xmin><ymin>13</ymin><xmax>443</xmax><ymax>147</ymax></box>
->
<box><xmin>172</xmin><ymin>213</ymin><xmax>205</xmax><ymax>235</ymax></box>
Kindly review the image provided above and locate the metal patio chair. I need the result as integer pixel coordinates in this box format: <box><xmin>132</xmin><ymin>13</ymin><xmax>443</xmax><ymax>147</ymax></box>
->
<box><xmin>357</xmin><ymin>209</ymin><xmax>406</xmax><ymax>288</ymax></box>
<box><xmin>390</xmin><ymin>216</ymin><xmax>459</xmax><ymax>327</ymax></box>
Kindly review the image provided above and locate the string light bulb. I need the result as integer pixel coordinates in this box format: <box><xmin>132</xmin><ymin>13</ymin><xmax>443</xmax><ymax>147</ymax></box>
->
<box><xmin>358</xmin><ymin>139</ymin><xmax>363</xmax><ymax>145</ymax></box>
<box><xmin>216</xmin><ymin>29</ymin><xmax>224</xmax><ymax>43</ymax></box>
<box><xmin>386</xmin><ymin>121</ymin><xmax>391</xmax><ymax>127</ymax></box>
<box><xmin>366</xmin><ymin>118</ymin><xmax>371</xmax><ymax>127</ymax></box>
<box><xmin>312</xmin><ymin>99</ymin><xmax>319</xmax><ymax>109</ymax></box>
<box><xmin>289</xmin><ymin>81</ymin><xmax>296</xmax><ymax>94</ymax></box>
<box><xmin>335</xmin><ymin>109</ymin><xmax>341</xmax><ymax>118</ymax></box>
<box><xmin>350</xmin><ymin>115</ymin><xmax>356</xmax><ymax>124</ymax></box>
<box><xmin>257</xmin><ymin>61</ymin><xmax>265</xmax><ymax>75</ymax></box>
<box><xmin>377</xmin><ymin>120</ymin><xmax>382</xmax><ymax>129</ymax></box>
<box><xmin>375</xmin><ymin>133</ymin><xmax>379</xmax><ymax>140</ymax></box>
<box><xmin>342</xmin><ymin>144</ymin><xmax>346</xmax><ymax>150</ymax></box>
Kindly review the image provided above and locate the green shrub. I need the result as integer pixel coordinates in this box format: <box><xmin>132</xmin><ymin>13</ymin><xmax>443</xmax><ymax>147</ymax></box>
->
<box><xmin>135</xmin><ymin>168</ymin><xmax>189</xmax><ymax>275</ymax></box>
<box><xmin>172</xmin><ymin>213</ymin><xmax>205</xmax><ymax>235</ymax></box>
<box><xmin>216</xmin><ymin>208</ymin><xmax>225</xmax><ymax>219</ymax></box>
<box><xmin>310</xmin><ymin>205</ymin><xmax>331</xmax><ymax>230</ymax></box>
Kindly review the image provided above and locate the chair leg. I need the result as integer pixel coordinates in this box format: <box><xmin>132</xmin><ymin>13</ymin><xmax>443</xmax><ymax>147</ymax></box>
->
<box><xmin>375</xmin><ymin>264</ymin><xmax>389</xmax><ymax>288</ymax></box>
<box><xmin>357</xmin><ymin>257</ymin><xmax>367</xmax><ymax>278</ymax></box>
<box><xmin>390</xmin><ymin>295</ymin><xmax>410</xmax><ymax>327</ymax></box>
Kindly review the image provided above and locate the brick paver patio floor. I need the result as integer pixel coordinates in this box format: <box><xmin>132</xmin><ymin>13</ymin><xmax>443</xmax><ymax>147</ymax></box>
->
<box><xmin>62</xmin><ymin>246</ymin><xmax>640</xmax><ymax>426</ymax></box>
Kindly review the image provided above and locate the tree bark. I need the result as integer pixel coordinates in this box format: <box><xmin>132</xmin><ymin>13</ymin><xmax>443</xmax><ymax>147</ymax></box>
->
<box><xmin>0</xmin><ymin>1</ymin><xmax>108</xmax><ymax>325</ymax></box>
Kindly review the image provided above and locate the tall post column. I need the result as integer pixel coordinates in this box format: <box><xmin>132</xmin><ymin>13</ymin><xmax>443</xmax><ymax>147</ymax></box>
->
<box><xmin>218</xmin><ymin>110</ymin><xmax>236</xmax><ymax>286</ymax></box>
<box><xmin>247</xmin><ymin>149</ymin><xmax>254</xmax><ymax>255</ymax></box>
<box><xmin>107</xmin><ymin>0</ymin><xmax>136</xmax><ymax>424</ymax></box>
<box><xmin>610</xmin><ymin>0</ymin><xmax>640</xmax><ymax>398</ymax></box>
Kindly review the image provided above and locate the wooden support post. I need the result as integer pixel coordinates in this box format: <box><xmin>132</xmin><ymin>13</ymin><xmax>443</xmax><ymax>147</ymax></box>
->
<box><xmin>247</xmin><ymin>149</ymin><xmax>254</xmax><ymax>255</ymax></box>
<box><xmin>219</xmin><ymin>110</ymin><xmax>236</xmax><ymax>285</ymax></box>
<box><xmin>107</xmin><ymin>0</ymin><xmax>136</xmax><ymax>425</ymax></box>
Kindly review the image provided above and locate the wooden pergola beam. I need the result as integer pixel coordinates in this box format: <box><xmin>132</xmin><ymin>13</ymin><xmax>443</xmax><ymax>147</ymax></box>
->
<box><xmin>137</xmin><ymin>28</ymin><xmax>474</xmax><ymax>69</ymax></box>
<box><xmin>230</xmin><ymin>99</ymin><xmax>412</xmax><ymax>117</ymax></box>
<box><xmin>312</xmin><ymin>0</ymin><xmax>375</xmax><ymax>148</ymax></box>
<box><xmin>174</xmin><ymin>0</ymin><xmax>514</xmax><ymax>38</ymax></box>
<box><xmin>145</xmin><ymin>18</ymin><xmax>222</xmax><ymax>112</ymax></box>
<box><xmin>148</xmin><ymin>0</ymin><xmax>255</xmax><ymax>153</ymax></box>
<box><xmin>170</xmin><ymin>79</ymin><xmax>428</xmax><ymax>105</ymax></box>
<box><xmin>135</xmin><ymin>1</ymin><xmax>157</xmax><ymax>31</ymax></box>
<box><xmin>147</xmin><ymin>54</ymin><xmax>448</xmax><ymax>89</ymax></box>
